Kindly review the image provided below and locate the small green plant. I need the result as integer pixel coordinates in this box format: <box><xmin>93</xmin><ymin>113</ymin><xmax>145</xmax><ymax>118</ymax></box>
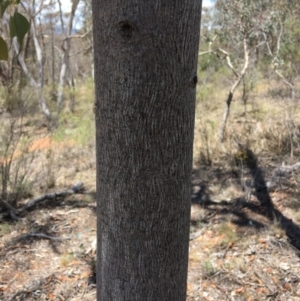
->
<box><xmin>233</xmin><ymin>258</ymin><xmax>247</xmax><ymax>273</ymax></box>
<box><xmin>60</xmin><ymin>253</ymin><xmax>75</xmax><ymax>267</ymax></box>
<box><xmin>234</xmin><ymin>150</ymin><xmax>249</xmax><ymax>164</ymax></box>
<box><xmin>202</xmin><ymin>260</ymin><xmax>216</xmax><ymax>278</ymax></box>
<box><xmin>82</xmin><ymin>194</ymin><xmax>94</xmax><ymax>203</ymax></box>
<box><xmin>0</xmin><ymin>92</ymin><xmax>39</xmax><ymax>212</ymax></box>
<box><xmin>196</xmin><ymin>85</ymin><xmax>213</xmax><ymax>103</ymax></box>
<box><xmin>53</xmin><ymin>112</ymin><xmax>94</xmax><ymax>146</ymax></box>
<box><xmin>0</xmin><ymin>223</ymin><xmax>11</xmax><ymax>237</ymax></box>
<box><xmin>295</xmin><ymin>212</ymin><xmax>300</xmax><ymax>223</ymax></box>
<box><xmin>217</xmin><ymin>222</ymin><xmax>238</xmax><ymax>246</ymax></box>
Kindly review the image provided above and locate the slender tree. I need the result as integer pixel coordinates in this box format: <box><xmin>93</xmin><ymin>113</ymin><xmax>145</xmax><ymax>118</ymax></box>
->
<box><xmin>92</xmin><ymin>1</ymin><xmax>202</xmax><ymax>300</ymax></box>
<box><xmin>56</xmin><ymin>0</ymin><xmax>80</xmax><ymax>111</ymax></box>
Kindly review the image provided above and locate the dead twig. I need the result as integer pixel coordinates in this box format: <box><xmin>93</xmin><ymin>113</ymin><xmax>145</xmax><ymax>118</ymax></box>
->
<box><xmin>18</xmin><ymin>232</ymin><xmax>71</xmax><ymax>241</ymax></box>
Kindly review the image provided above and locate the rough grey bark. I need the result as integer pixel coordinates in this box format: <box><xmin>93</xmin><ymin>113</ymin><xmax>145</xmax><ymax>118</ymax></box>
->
<box><xmin>92</xmin><ymin>1</ymin><xmax>202</xmax><ymax>300</ymax></box>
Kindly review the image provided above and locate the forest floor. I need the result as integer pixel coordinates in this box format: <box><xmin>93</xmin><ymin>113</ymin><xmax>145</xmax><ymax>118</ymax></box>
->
<box><xmin>1</xmin><ymin>78</ymin><xmax>300</xmax><ymax>300</ymax></box>
<box><xmin>0</xmin><ymin>132</ymin><xmax>300</xmax><ymax>301</ymax></box>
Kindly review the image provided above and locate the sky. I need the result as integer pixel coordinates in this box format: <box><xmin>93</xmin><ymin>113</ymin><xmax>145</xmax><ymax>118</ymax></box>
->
<box><xmin>203</xmin><ymin>0</ymin><xmax>214</xmax><ymax>8</ymax></box>
<box><xmin>58</xmin><ymin>0</ymin><xmax>214</xmax><ymax>31</ymax></box>
<box><xmin>60</xmin><ymin>0</ymin><xmax>214</xmax><ymax>13</ymax></box>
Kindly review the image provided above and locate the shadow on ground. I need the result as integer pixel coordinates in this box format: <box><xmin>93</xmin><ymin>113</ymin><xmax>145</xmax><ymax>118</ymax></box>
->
<box><xmin>192</xmin><ymin>146</ymin><xmax>300</xmax><ymax>254</ymax></box>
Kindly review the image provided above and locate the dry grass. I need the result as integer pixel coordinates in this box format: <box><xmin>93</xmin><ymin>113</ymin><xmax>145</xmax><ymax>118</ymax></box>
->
<box><xmin>193</xmin><ymin>77</ymin><xmax>300</xmax><ymax>167</ymax></box>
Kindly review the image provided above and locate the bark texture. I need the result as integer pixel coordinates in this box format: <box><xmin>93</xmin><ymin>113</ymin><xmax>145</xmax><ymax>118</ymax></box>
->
<box><xmin>92</xmin><ymin>1</ymin><xmax>202</xmax><ymax>300</ymax></box>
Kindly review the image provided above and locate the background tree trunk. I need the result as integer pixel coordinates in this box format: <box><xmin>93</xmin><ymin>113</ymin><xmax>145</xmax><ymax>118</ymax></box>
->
<box><xmin>56</xmin><ymin>0</ymin><xmax>79</xmax><ymax>112</ymax></box>
<box><xmin>92</xmin><ymin>1</ymin><xmax>202</xmax><ymax>300</ymax></box>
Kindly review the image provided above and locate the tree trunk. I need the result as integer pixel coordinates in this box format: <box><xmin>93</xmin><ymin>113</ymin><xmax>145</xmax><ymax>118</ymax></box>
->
<box><xmin>92</xmin><ymin>1</ymin><xmax>202</xmax><ymax>301</ymax></box>
<box><xmin>57</xmin><ymin>0</ymin><xmax>79</xmax><ymax>111</ymax></box>
<box><xmin>218</xmin><ymin>40</ymin><xmax>249</xmax><ymax>142</ymax></box>
<box><xmin>30</xmin><ymin>3</ymin><xmax>51</xmax><ymax>119</ymax></box>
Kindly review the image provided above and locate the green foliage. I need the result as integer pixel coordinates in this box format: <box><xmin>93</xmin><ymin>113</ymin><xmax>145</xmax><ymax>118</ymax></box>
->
<box><xmin>0</xmin><ymin>36</ymin><xmax>8</xmax><ymax>60</ymax></box>
<box><xmin>202</xmin><ymin>260</ymin><xmax>216</xmax><ymax>278</ymax></box>
<box><xmin>198</xmin><ymin>48</ymin><xmax>221</xmax><ymax>72</ymax></box>
<box><xmin>0</xmin><ymin>0</ymin><xmax>30</xmax><ymax>60</ymax></box>
<box><xmin>0</xmin><ymin>222</ymin><xmax>11</xmax><ymax>237</ymax></box>
<box><xmin>53</xmin><ymin>112</ymin><xmax>94</xmax><ymax>146</ymax></box>
<box><xmin>196</xmin><ymin>85</ymin><xmax>213</xmax><ymax>103</ymax></box>
<box><xmin>217</xmin><ymin>222</ymin><xmax>238</xmax><ymax>246</ymax></box>
<box><xmin>0</xmin><ymin>0</ymin><xmax>9</xmax><ymax>18</ymax></box>
<box><xmin>280</xmin><ymin>17</ymin><xmax>300</xmax><ymax>78</ymax></box>
<box><xmin>9</xmin><ymin>11</ymin><xmax>30</xmax><ymax>51</ymax></box>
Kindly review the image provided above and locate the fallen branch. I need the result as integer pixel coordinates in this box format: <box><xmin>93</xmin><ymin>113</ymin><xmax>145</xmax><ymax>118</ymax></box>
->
<box><xmin>18</xmin><ymin>181</ymin><xmax>83</xmax><ymax>213</ymax></box>
<box><xmin>0</xmin><ymin>182</ymin><xmax>84</xmax><ymax>220</ymax></box>
<box><xmin>18</xmin><ymin>232</ymin><xmax>70</xmax><ymax>241</ymax></box>
<box><xmin>0</xmin><ymin>199</ymin><xmax>23</xmax><ymax>221</ymax></box>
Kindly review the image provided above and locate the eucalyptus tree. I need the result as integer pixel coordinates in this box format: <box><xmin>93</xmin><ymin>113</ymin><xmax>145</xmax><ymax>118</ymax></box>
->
<box><xmin>92</xmin><ymin>1</ymin><xmax>202</xmax><ymax>300</ymax></box>
<box><xmin>204</xmin><ymin>0</ymin><xmax>299</xmax><ymax>141</ymax></box>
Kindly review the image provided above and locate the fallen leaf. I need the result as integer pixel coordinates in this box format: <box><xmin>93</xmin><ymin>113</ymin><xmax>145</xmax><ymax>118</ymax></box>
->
<box><xmin>248</xmin><ymin>255</ymin><xmax>255</xmax><ymax>261</ymax></box>
<box><xmin>187</xmin><ymin>282</ymin><xmax>192</xmax><ymax>292</ymax></box>
<box><xmin>57</xmin><ymin>274</ymin><xmax>68</xmax><ymax>282</ymax></box>
<box><xmin>235</xmin><ymin>286</ymin><xmax>245</xmax><ymax>293</ymax></box>
<box><xmin>80</xmin><ymin>271</ymin><xmax>91</xmax><ymax>279</ymax></box>
<box><xmin>265</xmin><ymin>267</ymin><xmax>272</xmax><ymax>274</ymax></box>
<box><xmin>256</xmin><ymin>287</ymin><xmax>269</xmax><ymax>294</ymax></box>
<box><xmin>202</xmin><ymin>281</ymin><xmax>208</xmax><ymax>288</ymax></box>
<box><xmin>283</xmin><ymin>283</ymin><xmax>291</xmax><ymax>290</ymax></box>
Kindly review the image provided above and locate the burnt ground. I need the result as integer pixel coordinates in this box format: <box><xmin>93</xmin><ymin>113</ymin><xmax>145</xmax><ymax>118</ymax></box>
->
<box><xmin>1</xmin><ymin>141</ymin><xmax>300</xmax><ymax>300</ymax></box>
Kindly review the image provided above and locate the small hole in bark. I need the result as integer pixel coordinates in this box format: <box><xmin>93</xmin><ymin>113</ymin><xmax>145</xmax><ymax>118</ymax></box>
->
<box><xmin>118</xmin><ymin>21</ymin><xmax>137</xmax><ymax>38</ymax></box>
<box><xmin>192</xmin><ymin>75</ymin><xmax>198</xmax><ymax>87</ymax></box>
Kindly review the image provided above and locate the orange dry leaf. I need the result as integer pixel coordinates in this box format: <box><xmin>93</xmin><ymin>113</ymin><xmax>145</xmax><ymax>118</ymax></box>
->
<box><xmin>256</xmin><ymin>287</ymin><xmax>269</xmax><ymax>294</ymax></box>
<box><xmin>248</xmin><ymin>255</ymin><xmax>255</xmax><ymax>261</ymax></box>
<box><xmin>265</xmin><ymin>267</ymin><xmax>272</xmax><ymax>274</ymax></box>
<box><xmin>70</xmin><ymin>260</ymin><xmax>81</xmax><ymax>266</ymax></box>
<box><xmin>283</xmin><ymin>283</ymin><xmax>292</xmax><ymax>291</ymax></box>
<box><xmin>80</xmin><ymin>271</ymin><xmax>91</xmax><ymax>279</ymax></box>
<box><xmin>187</xmin><ymin>283</ymin><xmax>192</xmax><ymax>292</ymax></box>
<box><xmin>202</xmin><ymin>281</ymin><xmax>208</xmax><ymax>288</ymax></box>
<box><xmin>217</xmin><ymin>260</ymin><xmax>223</xmax><ymax>267</ymax></box>
<box><xmin>57</xmin><ymin>274</ymin><xmax>68</xmax><ymax>282</ymax></box>
<box><xmin>259</xmin><ymin>238</ymin><xmax>266</xmax><ymax>244</ymax></box>
<box><xmin>235</xmin><ymin>286</ymin><xmax>245</xmax><ymax>293</ymax></box>
<box><xmin>49</xmin><ymin>293</ymin><xmax>54</xmax><ymax>300</ymax></box>
<box><xmin>206</xmin><ymin>230</ymin><xmax>213</xmax><ymax>237</ymax></box>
